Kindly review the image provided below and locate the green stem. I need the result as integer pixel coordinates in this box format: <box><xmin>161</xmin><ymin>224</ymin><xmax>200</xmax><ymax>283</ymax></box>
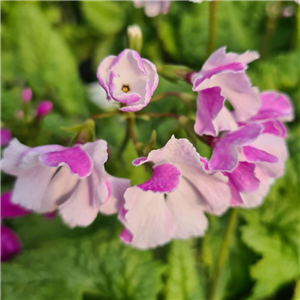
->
<box><xmin>207</xmin><ymin>1</ymin><xmax>218</xmax><ymax>57</ymax></box>
<box><xmin>209</xmin><ymin>209</ymin><xmax>239</xmax><ymax>300</ymax></box>
<box><xmin>127</xmin><ymin>116</ymin><xmax>141</xmax><ymax>156</ymax></box>
<box><xmin>117</xmin><ymin>120</ymin><xmax>131</xmax><ymax>159</ymax></box>
<box><xmin>260</xmin><ymin>1</ymin><xmax>282</xmax><ymax>59</ymax></box>
<box><xmin>90</xmin><ymin>110</ymin><xmax>119</xmax><ymax>120</ymax></box>
<box><xmin>136</xmin><ymin>112</ymin><xmax>179</xmax><ymax>120</ymax></box>
<box><xmin>150</xmin><ymin>92</ymin><xmax>182</xmax><ymax>103</ymax></box>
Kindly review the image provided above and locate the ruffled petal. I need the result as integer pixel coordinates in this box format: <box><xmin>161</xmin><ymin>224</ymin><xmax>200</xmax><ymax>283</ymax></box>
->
<box><xmin>167</xmin><ymin>178</ymin><xmax>208</xmax><ymax>239</ymax></box>
<box><xmin>122</xmin><ymin>187</ymin><xmax>175</xmax><ymax>249</ymax></box>
<box><xmin>99</xmin><ymin>176</ymin><xmax>130</xmax><ymax>215</ymax></box>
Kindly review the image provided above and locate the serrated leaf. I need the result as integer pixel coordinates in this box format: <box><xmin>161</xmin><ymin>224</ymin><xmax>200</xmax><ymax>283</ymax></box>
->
<box><xmin>165</xmin><ymin>240</ymin><xmax>206</xmax><ymax>300</ymax></box>
<box><xmin>2</xmin><ymin>231</ymin><xmax>164</xmax><ymax>300</ymax></box>
<box><xmin>9</xmin><ymin>3</ymin><xmax>87</xmax><ymax>116</ymax></box>
<box><xmin>240</xmin><ymin>151</ymin><xmax>300</xmax><ymax>299</ymax></box>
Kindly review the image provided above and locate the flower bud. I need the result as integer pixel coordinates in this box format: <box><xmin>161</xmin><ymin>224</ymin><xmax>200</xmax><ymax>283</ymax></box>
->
<box><xmin>127</xmin><ymin>25</ymin><xmax>142</xmax><ymax>53</ymax></box>
<box><xmin>36</xmin><ymin>101</ymin><xmax>53</xmax><ymax>118</ymax></box>
<box><xmin>157</xmin><ymin>65</ymin><xmax>194</xmax><ymax>84</ymax></box>
<box><xmin>1</xmin><ymin>128</ymin><xmax>12</xmax><ymax>147</ymax></box>
<box><xmin>21</xmin><ymin>87</ymin><xmax>32</xmax><ymax>103</ymax></box>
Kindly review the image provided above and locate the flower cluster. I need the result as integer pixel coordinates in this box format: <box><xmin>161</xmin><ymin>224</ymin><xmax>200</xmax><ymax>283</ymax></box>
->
<box><xmin>1</xmin><ymin>45</ymin><xmax>293</xmax><ymax>252</ymax></box>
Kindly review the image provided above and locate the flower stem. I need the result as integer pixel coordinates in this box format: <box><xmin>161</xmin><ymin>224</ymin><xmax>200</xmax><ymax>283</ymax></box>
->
<box><xmin>90</xmin><ymin>110</ymin><xmax>119</xmax><ymax>120</ymax></box>
<box><xmin>209</xmin><ymin>209</ymin><xmax>239</xmax><ymax>300</ymax></box>
<box><xmin>260</xmin><ymin>1</ymin><xmax>283</xmax><ymax>59</ymax></box>
<box><xmin>150</xmin><ymin>92</ymin><xmax>182</xmax><ymax>103</ymax></box>
<box><xmin>207</xmin><ymin>1</ymin><xmax>218</xmax><ymax>57</ymax></box>
<box><xmin>127</xmin><ymin>116</ymin><xmax>142</xmax><ymax>156</ymax></box>
<box><xmin>136</xmin><ymin>112</ymin><xmax>180</xmax><ymax>120</ymax></box>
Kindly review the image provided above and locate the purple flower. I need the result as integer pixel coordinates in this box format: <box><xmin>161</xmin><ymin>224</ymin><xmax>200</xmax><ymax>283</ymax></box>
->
<box><xmin>119</xmin><ymin>136</ymin><xmax>230</xmax><ymax>249</ymax></box>
<box><xmin>21</xmin><ymin>87</ymin><xmax>32</xmax><ymax>103</ymax></box>
<box><xmin>1</xmin><ymin>139</ymin><xmax>130</xmax><ymax>227</ymax></box>
<box><xmin>36</xmin><ymin>101</ymin><xmax>53</xmax><ymax>118</ymax></box>
<box><xmin>192</xmin><ymin>47</ymin><xmax>260</xmax><ymax>137</ymax></box>
<box><xmin>1</xmin><ymin>191</ymin><xmax>31</xmax><ymax>261</ymax></box>
<box><xmin>1</xmin><ymin>191</ymin><xmax>31</xmax><ymax>219</ymax></box>
<box><xmin>1</xmin><ymin>225</ymin><xmax>22</xmax><ymax>261</ymax></box>
<box><xmin>133</xmin><ymin>1</ymin><xmax>171</xmax><ymax>17</ymax></box>
<box><xmin>1</xmin><ymin>128</ymin><xmax>12</xmax><ymax>147</ymax></box>
<box><xmin>97</xmin><ymin>49</ymin><xmax>159</xmax><ymax>112</ymax></box>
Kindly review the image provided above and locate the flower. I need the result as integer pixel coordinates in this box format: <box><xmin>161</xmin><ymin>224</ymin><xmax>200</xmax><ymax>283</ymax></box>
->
<box><xmin>1</xmin><ymin>225</ymin><xmax>22</xmax><ymax>261</ymax></box>
<box><xmin>21</xmin><ymin>87</ymin><xmax>32</xmax><ymax>103</ymax></box>
<box><xmin>1</xmin><ymin>128</ymin><xmax>12</xmax><ymax>147</ymax></box>
<box><xmin>127</xmin><ymin>25</ymin><xmax>143</xmax><ymax>53</ymax></box>
<box><xmin>133</xmin><ymin>1</ymin><xmax>171</xmax><ymax>17</ymax></box>
<box><xmin>208</xmin><ymin>123</ymin><xmax>288</xmax><ymax>208</ymax></box>
<box><xmin>36</xmin><ymin>101</ymin><xmax>53</xmax><ymax>118</ymax></box>
<box><xmin>1</xmin><ymin>191</ymin><xmax>31</xmax><ymax>261</ymax></box>
<box><xmin>1</xmin><ymin>139</ymin><xmax>130</xmax><ymax>227</ymax></box>
<box><xmin>247</xmin><ymin>91</ymin><xmax>294</xmax><ymax>138</ymax></box>
<box><xmin>119</xmin><ymin>136</ymin><xmax>230</xmax><ymax>249</ymax></box>
<box><xmin>192</xmin><ymin>47</ymin><xmax>260</xmax><ymax>137</ymax></box>
<box><xmin>97</xmin><ymin>49</ymin><xmax>159</xmax><ymax>112</ymax></box>
<box><xmin>1</xmin><ymin>191</ymin><xmax>31</xmax><ymax>218</ymax></box>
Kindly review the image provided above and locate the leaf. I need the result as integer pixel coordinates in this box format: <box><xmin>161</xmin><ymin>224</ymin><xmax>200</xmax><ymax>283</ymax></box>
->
<box><xmin>9</xmin><ymin>3</ymin><xmax>87</xmax><ymax>116</ymax></box>
<box><xmin>165</xmin><ymin>240</ymin><xmax>206</xmax><ymax>300</ymax></box>
<box><xmin>2</xmin><ymin>231</ymin><xmax>164</xmax><ymax>300</ymax></box>
<box><xmin>240</xmin><ymin>153</ymin><xmax>300</xmax><ymax>299</ymax></box>
<box><xmin>248</xmin><ymin>51</ymin><xmax>300</xmax><ymax>91</ymax></box>
<box><xmin>81</xmin><ymin>1</ymin><xmax>126</xmax><ymax>35</ymax></box>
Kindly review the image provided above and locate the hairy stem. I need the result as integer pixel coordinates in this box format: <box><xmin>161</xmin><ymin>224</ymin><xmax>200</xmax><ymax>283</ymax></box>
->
<box><xmin>209</xmin><ymin>209</ymin><xmax>239</xmax><ymax>300</ymax></box>
<box><xmin>207</xmin><ymin>1</ymin><xmax>218</xmax><ymax>57</ymax></box>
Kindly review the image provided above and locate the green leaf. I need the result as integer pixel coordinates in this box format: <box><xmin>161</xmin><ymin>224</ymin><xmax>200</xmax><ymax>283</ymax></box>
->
<box><xmin>9</xmin><ymin>3</ymin><xmax>87</xmax><ymax>116</ymax></box>
<box><xmin>165</xmin><ymin>240</ymin><xmax>206</xmax><ymax>300</ymax></box>
<box><xmin>248</xmin><ymin>51</ymin><xmax>300</xmax><ymax>91</ymax></box>
<box><xmin>2</xmin><ymin>231</ymin><xmax>164</xmax><ymax>300</ymax></box>
<box><xmin>81</xmin><ymin>1</ymin><xmax>126</xmax><ymax>35</ymax></box>
<box><xmin>240</xmin><ymin>155</ymin><xmax>300</xmax><ymax>299</ymax></box>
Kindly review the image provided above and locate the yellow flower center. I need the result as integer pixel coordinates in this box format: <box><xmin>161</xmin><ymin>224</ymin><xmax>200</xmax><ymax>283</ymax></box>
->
<box><xmin>122</xmin><ymin>85</ymin><xmax>130</xmax><ymax>93</ymax></box>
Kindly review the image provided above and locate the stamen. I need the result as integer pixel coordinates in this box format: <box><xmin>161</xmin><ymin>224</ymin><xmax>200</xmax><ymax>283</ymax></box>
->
<box><xmin>122</xmin><ymin>85</ymin><xmax>130</xmax><ymax>93</ymax></box>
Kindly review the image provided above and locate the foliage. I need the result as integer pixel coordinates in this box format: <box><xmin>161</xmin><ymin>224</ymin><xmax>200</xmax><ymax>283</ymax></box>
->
<box><xmin>1</xmin><ymin>1</ymin><xmax>299</xmax><ymax>300</ymax></box>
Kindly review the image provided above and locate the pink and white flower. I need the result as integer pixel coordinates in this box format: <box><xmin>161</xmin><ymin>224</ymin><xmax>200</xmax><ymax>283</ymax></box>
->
<box><xmin>97</xmin><ymin>49</ymin><xmax>159</xmax><ymax>112</ymax></box>
<box><xmin>133</xmin><ymin>1</ymin><xmax>171</xmax><ymax>17</ymax></box>
<box><xmin>208</xmin><ymin>123</ymin><xmax>288</xmax><ymax>208</ymax></box>
<box><xmin>119</xmin><ymin>136</ymin><xmax>231</xmax><ymax>249</ymax></box>
<box><xmin>246</xmin><ymin>91</ymin><xmax>294</xmax><ymax>138</ymax></box>
<box><xmin>1</xmin><ymin>139</ymin><xmax>130</xmax><ymax>227</ymax></box>
<box><xmin>192</xmin><ymin>47</ymin><xmax>260</xmax><ymax>137</ymax></box>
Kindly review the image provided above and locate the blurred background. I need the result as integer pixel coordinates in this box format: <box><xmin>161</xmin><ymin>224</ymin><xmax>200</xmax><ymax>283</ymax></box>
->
<box><xmin>1</xmin><ymin>1</ymin><xmax>299</xmax><ymax>300</ymax></box>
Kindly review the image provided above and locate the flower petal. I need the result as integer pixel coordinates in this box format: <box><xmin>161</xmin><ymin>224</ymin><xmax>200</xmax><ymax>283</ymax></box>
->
<box><xmin>137</xmin><ymin>163</ymin><xmax>181</xmax><ymax>193</ymax></box>
<box><xmin>123</xmin><ymin>187</ymin><xmax>175</xmax><ymax>249</ymax></box>
<box><xmin>40</xmin><ymin>146</ymin><xmax>93</xmax><ymax>179</ymax></box>
<box><xmin>167</xmin><ymin>178</ymin><xmax>208</xmax><ymax>239</ymax></box>
<box><xmin>1</xmin><ymin>191</ymin><xmax>31</xmax><ymax>219</ymax></box>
